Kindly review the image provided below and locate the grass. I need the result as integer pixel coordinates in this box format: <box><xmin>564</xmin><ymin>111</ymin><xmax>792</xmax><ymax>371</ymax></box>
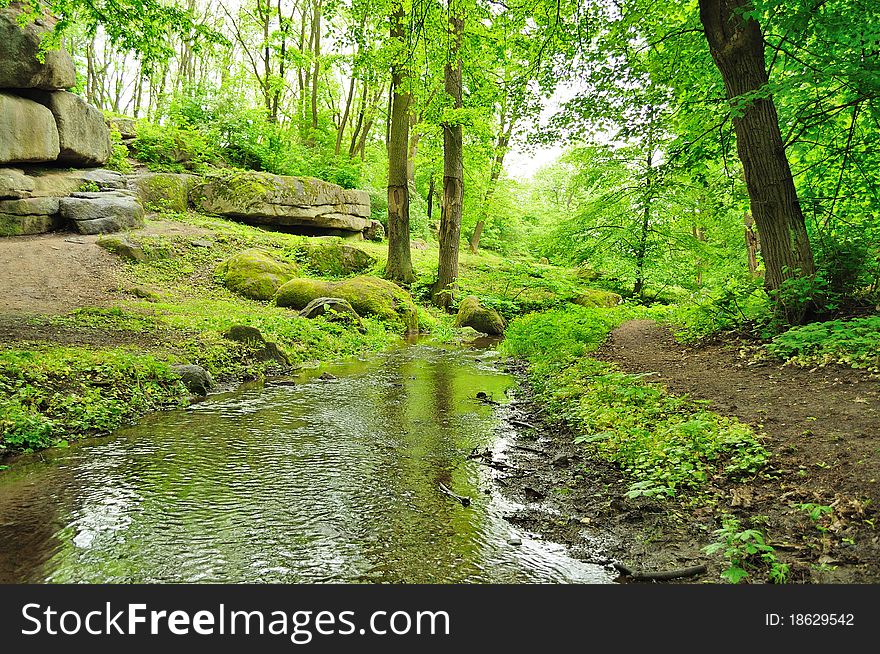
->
<box><xmin>0</xmin><ymin>348</ymin><xmax>187</xmax><ymax>453</ymax></box>
<box><xmin>501</xmin><ymin>305</ymin><xmax>769</xmax><ymax>499</ymax></box>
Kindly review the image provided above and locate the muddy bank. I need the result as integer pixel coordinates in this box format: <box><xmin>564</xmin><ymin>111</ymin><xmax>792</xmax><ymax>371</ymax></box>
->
<box><xmin>493</xmin><ymin>320</ymin><xmax>880</xmax><ymax>584</ymax></box>
<box><xmin>493</xmin><ymin>361</ymin><xmax>718</xmax><ymax>583</ymax></box>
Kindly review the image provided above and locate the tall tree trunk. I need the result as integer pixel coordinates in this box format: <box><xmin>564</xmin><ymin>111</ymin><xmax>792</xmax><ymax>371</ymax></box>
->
<box><xmin>434</xmin><ymin>3</ymin><xmax>464</xmax><ymax>308</ymax></box>
<box><xmin>633</xmin><ymin>149</ymin><xmax>654</xmax><ymax>300</ymax></box>
<box><xmin>427</xmin><ymin>173</ymin><xmax>435</xmax><ymax>222</ymax></box>
<box><xmin>744</xmin><ymin>212</ymin><xmax>761</xmax><ymax>276</ymax></box>
<box><xmin>698</xmin><ymin>0</ymin><xmax>814</xmax><ymax>313</ymax></box>
<box><xmin>385</xmin><ymin>6</ymin><xmax>414</xmax><ymax>284</ymax></box>
<box><xmin>310</xmin><ymin>0</ymin><xmax>322</xmax><ymax>130</ymax></box>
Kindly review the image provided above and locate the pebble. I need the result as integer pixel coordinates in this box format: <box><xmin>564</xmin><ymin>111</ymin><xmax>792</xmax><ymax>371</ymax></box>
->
<box><xmin>507</xmin><ymin>536</ymin><xmax>522</xmax><ymax>546</ymax></box>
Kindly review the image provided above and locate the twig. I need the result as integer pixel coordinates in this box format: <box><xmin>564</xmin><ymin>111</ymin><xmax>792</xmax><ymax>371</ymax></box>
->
<box><xmin>439</xmin><ymin>482</ymin><xmax>471</xmax><ymax>507</ymax></box>
<box><xmin>510</xmin><ymin>419</ymin><xmax>536</xmax><ymax>430</ymax></box>
<box><xmin>613</xmin><ymin>562</ymin><xmax>708</xmax><ymax>582</ymax></box>
<box><xmin>511</xmin><ymin>444</ymin><xmax>545</xmax><ymax>455</ymax></box>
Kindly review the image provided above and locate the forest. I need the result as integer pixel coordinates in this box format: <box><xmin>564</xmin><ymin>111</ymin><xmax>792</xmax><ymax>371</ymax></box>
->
<box><xmin>0</xmin><ymin>0</ymin><xmax>878</xmax><ymax>586</ymax></box>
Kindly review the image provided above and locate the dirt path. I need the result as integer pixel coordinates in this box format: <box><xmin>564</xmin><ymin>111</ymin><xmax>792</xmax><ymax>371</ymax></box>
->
<box><xmin>0</xmin><ymin>232</ymin><xmax>122</xmax><ymax>315</ymax></box>
<box><xmin>599</xmin><ymin>319</ymin><xmax>879</xmax><ymax>505</ymax></box>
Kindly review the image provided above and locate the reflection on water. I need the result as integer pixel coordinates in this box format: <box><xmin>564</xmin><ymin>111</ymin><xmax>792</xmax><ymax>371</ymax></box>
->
<box><xmin>0</xmin><ymin>344</ymin><xmax>611</xmax><ymax>583</ymax></box>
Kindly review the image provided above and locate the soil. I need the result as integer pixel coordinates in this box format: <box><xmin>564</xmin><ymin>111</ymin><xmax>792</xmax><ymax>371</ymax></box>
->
<box><xmin>0</xmin><ymin>232</ymin><xmax>123</xmax><ymax>315</ymax></box>
<box><xmin>496</xmin><ymin>320</ymin><xmax>880</xmax><ymax>583</ymax></box>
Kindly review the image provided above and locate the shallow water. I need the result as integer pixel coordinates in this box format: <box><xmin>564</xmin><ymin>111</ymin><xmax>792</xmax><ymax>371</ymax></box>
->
<box><xmin>0</xmin><ymin>343</ymin><xmax>611</xmax><ymax>583</ymax></box>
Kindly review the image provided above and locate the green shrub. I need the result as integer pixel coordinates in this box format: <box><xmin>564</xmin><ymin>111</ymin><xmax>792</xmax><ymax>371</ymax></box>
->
<box><xmin>766</xmin><ymin>316</ymin><xmax>880</xmax><ymax>371</ymax></box>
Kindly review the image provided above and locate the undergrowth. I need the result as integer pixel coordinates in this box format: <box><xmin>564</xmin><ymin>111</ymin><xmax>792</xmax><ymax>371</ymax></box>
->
<box><xmin>501</xmin><ymin>305</ymin><xmax>769</xmax><ymax>498</ymax></box>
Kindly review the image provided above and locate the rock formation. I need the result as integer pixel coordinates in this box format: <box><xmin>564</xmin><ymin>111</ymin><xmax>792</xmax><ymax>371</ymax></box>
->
<box><xmin>0</xmin><ymin>4</ymin><xmax>141</xmax><ymax>236</ymax></box>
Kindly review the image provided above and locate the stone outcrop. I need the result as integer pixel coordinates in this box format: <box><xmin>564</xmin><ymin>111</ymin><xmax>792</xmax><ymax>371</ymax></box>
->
<box><xmin>0</xmin><ymin>5</ymin><xmax>111</xmax><ymax>168</ymax></box>
<box><xmin>571</xmin><ymin>289</ymin><xmax>623</xmax><ymax>308</ymax></box>
<box><xmin>172</xmin><ymin>364</ymin><xmax>215</xmax><ymax>396</ymax></box>
<box><xmin>215</xmin><ymin>248</ymin><xmax>299</xmax><ymax>301</ymax></box>
<box><xmin>24</xmin><ymin>90</ymin><xmax>112</xmax><ymax>166</ymax></box>
<box><xmin>299</xmin><ymin>297</ymin><xmax>363</xmax><ymax>325</ymax></box>
<box><xmin>130</xmin><ymin>172</ymin><xmax>195</xmax><ymax>213</ymax></box>
<box><xmin>0</xmin><ymin>4</ymin><xmax>75</xmax><ymax>90</ymax></box>
<box><xmin>0</xmin><ymin>197</ymin><xmax>63</xmax><ymax>236</ymax></box>
<box><xmin>275</xmin><ymin>276</ymin><xmax>418</xmax><ymax>333</ymax></box>
<box><xmin>191</xmin><ymin>172</ymin><xmax>372</xmax><ymax>236</ymax></box>
<box><xmin>0</xmin><ymin>93</ymin><xmax>60</xmax><ymax>164</ymax></box>
<box><xmin>303</xmin><ymin>239</ymin><xmax>376</xmax><ymax>276</ymax></box>
<box><xmin>454</xmin><ymin>296</ymin><xmax>506</xmax><ymax>335</ymax></box>
<box><xmin>0</xmin><ymin>168</ymin><xmax>139</xmax><ymax>235</ymax></box>
<box><xmin>60</xmin><ymin>191</ymin><xmax>145</xmax><ymax>235</ymax></box>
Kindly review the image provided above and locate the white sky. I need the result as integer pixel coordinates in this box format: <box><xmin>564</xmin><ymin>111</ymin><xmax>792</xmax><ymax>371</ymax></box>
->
<box><xmin>502</xmin><ymin>81</ymin><xmax>580</xmax><ymax>181</ymax></box>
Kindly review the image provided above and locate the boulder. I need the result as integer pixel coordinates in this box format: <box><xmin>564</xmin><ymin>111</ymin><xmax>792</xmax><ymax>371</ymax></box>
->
<box><xmin>29</xmin><ymin>168</ymin><xmax>127</xmax><ymax>197</ymax></box>
<box><xmin>129</xmin><ymin>172</ymin><xmax>195</xmax><ymax>213</ymax></box>
<box><xmin>96</xmin><ymin>234</ymin><xmax>167</xmax><ymax>262</ymax></box>
<box><xmin>172</xmin><ymin>364</ymin><xmax>214</xmax><ymax>396</ymax></box>
<box><xmin>25</xmin><ymin>91</ymin><xmax>111</xmax><ymax>166</ymax></box>
<box><xmin>0</xmin><ymin>168</ymin><xmax>36</xmax><ymax>199</ymax></box>
<box><xmin>60</xmin><ymin>191</ymin><xmax>145</xmax><ymax>235</ymax></box>
<box><xmin>299</xmin><ymin>297</ymin><xmax>363</xmax><ymax>329</ymax></box>
<box><xmin>106</xmin><ymin>116</ymin><xmax>137</xmax><ymax>139</ymax></box>
<box><xmin>0</xmin><ymin>196</ymin><xmax>62</xmax><ymax>235</ymax></box>
<box><xmin>223</xmin><ymin>325</ymin><xmax>266</xmax><ymax>345</ymax></box>
<box><xmin>454</xmin><ymin>296</ymin><xmax>506</xmax><ymax>335</ymax></box>
<box><xmin>0</xmin><ymin>4</ymin><xmax>76</xmax><ymax>90</ymax></box>
<box><xmin>571</xmin><ymin>289</ymin><xmax>622</xmax><ymax>308</ymax></box>
<box><xmin>303</xmin><ymin>240</ymin><xmax>376</xmax><ymax>276</ymax></box>
<box><xmin>191</xmin><ymin>171</ymin><xmax>371</xmax><ymax>234</ymax></box>
<box><xmin>275</xmin><ymin>276</ymin><xmax>418</xmax><ymax>333</ymax></box>
<box><xmin>215</xmin><ymin>248</ymin><xmax>298</xmax><ymax>301</ymax></box>
<box><xmin>363</xmin><ymin>219</ymin><xmax>385</xmax><ymax>241</ymax></box>
<box><xmin>0</xmin><ymin>93</ymin><xmax>59</xmax><ymax>164</ymax></box>
<box><xmin>222</xmin><ymin>325</ymin><xmax>290</xmax><ymax>367</ymax></box>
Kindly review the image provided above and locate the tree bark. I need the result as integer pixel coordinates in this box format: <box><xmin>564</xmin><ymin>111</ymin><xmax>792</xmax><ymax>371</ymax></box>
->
<box><xmin>698</xmin><ymin>0</ymin><xmax>814</xmax><ymax>306</ymax></box>
<box><xmin>434</xmin><ymin>4</ymin><xmax>464</xmax><ymax>309</ymax></box>
<box><xmin>385</xmin><ymin>5</ymin><xmax>414</xmax><ymax>284</ymax></box>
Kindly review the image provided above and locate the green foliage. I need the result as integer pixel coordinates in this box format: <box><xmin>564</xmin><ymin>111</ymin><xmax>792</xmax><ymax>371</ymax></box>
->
<box><xmin>502</xmin><ymin>306</ymin><xmax>768</xmax><ymax>498</ymax></box>
<box><xmin>105</xmin><ymin>127</ymin><xmax>133</xmax><ymax>174</ymax></box>
<box><xmin>704</xmin><ymin>516</ymin><xmax>790</xmax><ymax>584</ymax></box>
<box><xmin>766</xmin><ymin>317</ymin><xmax>880</xmax><ymax>371</ymax></box>
<box><xmin>132</xmin><ymin>120</ymin><xmax>220</xmax><ymax>172</ymax></box>
<box><xmin>0</xmin><ymin>347</ymin><xmax>187</xmax><ymax>453</ymax></box>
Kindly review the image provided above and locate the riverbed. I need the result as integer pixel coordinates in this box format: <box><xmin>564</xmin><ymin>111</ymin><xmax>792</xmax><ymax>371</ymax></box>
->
<box><xmin>0</xmin><ymin>343</ymin><xmax>612</xmax><ymax>583</ymax></box>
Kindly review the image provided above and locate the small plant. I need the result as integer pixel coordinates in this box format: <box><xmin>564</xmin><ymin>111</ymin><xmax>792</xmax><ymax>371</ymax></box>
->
<box><xmin>704</xmin><ymin>516</ymin><xmax>790</xmax><ymax>584</ymax></box>
<box><xmin>78</xmin><ymin>180</ymin><xmax>100</xmax><ymax>193</ymax></box>
<box><xmin>796</xmin><ymin>503</ymin><xmax>834</xmax><ymax>533</ymax></box>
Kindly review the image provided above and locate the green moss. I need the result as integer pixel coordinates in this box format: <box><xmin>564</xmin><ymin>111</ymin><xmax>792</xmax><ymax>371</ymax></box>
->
<box><xmin>571</xmin><ymin>289</ymin><xmax>622</xmax><ymax>308</ymax></box>
<box><xmin>275</xmin><ymin>275</ymin><xmax>418</xmax><ymax>333</ymax></box>
<box><xmin>304</xmin><ymin>240</ymin><xmax>377</xmax><ymax>276</ymax></box>
<box><xmin>216</xmin><ymin>248</ymin><xmax>298</xmax><ymax>300</ymax></box>
<box><xmin>136</xmin><ymin>173</ymin><xmax>193</xmax><ymax>212</ymax></box>
<box><xmin>454</xmin><ymin>295</ymin><xmax>507</xmax><ymax>335</ymax></box>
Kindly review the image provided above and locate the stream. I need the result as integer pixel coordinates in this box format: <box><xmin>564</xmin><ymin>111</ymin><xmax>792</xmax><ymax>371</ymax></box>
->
<box><xmin>0</xmin><ymin>342</ymin><xmax>612</xmax><ymax>583</ymax></box>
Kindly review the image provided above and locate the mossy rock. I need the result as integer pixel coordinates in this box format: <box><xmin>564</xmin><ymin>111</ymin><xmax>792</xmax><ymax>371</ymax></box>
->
<box><xmin>303</xmin><ymin>240</ymin><xmax>376</xmax><ymax>276</ymax></box>
<box><xmin>216</xmin><ymin>248</ymin><xmax>298</xmax><ymax>301</ymax></box>
<box><xmin>454</xmin><ymin>295</ymin><xmax>506</xmax><ymax>335</ymax></box>
<box><xmin>275</xmin><ymin>275</ymin><xmax>418</xmax><ymax>333</ymax></box>
<box><xmin>132</xmin><ymin>172</ymin><xmax>196</xmax><ymax>213</ymax></box>
<box><xmin>571</xmin><ymin>289</ymin><xmax>622</xmax><ymax>308</ymax></box>
<box><xmin>97</xmin><ymin>235</ymin><xmax>168</xmax><ymax>262</ymax></box>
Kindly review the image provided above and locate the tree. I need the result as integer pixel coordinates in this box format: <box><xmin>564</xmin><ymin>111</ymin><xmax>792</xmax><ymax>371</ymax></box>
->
<box><xmin>698</xmin><ymin>0</ymin><xmax>815</xmax><ymax>308</ymax></box>
<box><xmin>385</xmin><ymin>0</ymin><xmax>414</xmax><ymax>284</ymax></box>
<box><xmin>433</xmin><ymin>0</ymin><xmax>464</xmax><ymax>308</ymax></box>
